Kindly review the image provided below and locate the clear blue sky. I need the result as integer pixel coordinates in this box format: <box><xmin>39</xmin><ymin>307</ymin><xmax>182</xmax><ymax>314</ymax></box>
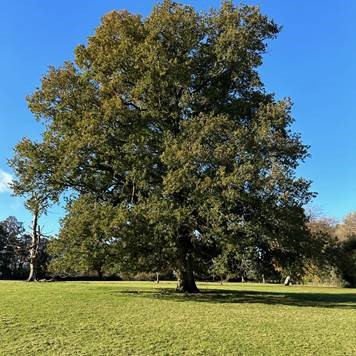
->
<box><xmin>1</xmin><ymin>0</ymin><xmax>356</xmax><ymax>234</ymax></box>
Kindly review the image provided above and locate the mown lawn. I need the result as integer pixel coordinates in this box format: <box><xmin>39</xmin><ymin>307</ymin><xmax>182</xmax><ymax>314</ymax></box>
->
<box><xmin>0</xmin><ymin>281</ymin><xmax>355</xmax><ymax>355</ymax></box>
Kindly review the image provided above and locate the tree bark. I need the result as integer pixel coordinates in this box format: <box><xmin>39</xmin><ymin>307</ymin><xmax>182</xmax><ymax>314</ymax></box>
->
<box><xmin>27</xmin><ymin>208</ymin><xmax>40</xmax><ymax>282</ymax></box>
<box><xmin>175</xmin><ymin>234</ymin><xmax>199</xmax><ymax>293</ymax></box>
<box><xmin>284</xmin><ymin>275</ymin><xmax>291</xmax><ymax>286</ymax></box>
<box><xmin>156</xmin><ymin>272</ymin><xmax>160</xmax><ymax>284</ymax></box>
<box><xmin>27</xmin><ymin>262</ymin><xmax>36</xmax><ymax>282</ymax></box>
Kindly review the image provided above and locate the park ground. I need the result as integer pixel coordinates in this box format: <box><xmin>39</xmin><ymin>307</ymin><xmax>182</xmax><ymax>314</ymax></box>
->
<box><xmin>0</xmin><ymin>281</ymin><xmax>355</xmax><ymax>355</ymax></box>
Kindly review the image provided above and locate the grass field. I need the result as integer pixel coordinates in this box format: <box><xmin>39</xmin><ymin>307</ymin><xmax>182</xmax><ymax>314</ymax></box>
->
<box><xmin>0</xmin><ymin>281</ymin><xmax>355</xmax><ymax>355</ymax></box>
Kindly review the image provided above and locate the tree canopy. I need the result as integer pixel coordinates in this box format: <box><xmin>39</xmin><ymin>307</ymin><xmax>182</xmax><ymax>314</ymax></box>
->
<box><xmin>10</xmin><ymin>0</ymin><xmax>314</xmax><ymax>292</ymax></box>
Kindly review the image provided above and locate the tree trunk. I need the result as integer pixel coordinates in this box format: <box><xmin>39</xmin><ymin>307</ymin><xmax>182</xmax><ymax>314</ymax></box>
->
<box><xmin>262</xmin><ymin>274</ymin><xmax>266</xmax><ymax>284</ymax></box>
<box><xmin>27</xmin><ymin>262</ymin><xmax>36</xmax><ymax>282</ymax></box>
<box><xmin>284</xmin><ymin>275</ymin><xmax>291</xmax><ymax>286</ymax></box>
<box><xmin>27</xmin><ymin>208</ymin><xmax>40</xmax><ymax>282</ymax></box>
<box><xmin>175</xmin><ymin>234</ymin><xmax>199</xmax><ymax>293</ymax></box>
<box><xmin>156</xmin><ymin>272</ymin><xmax>159</xmax><ymax>284</ymax></box>
<box><xmin>176</xmin><ymin>267</ymin><xmax>198</xmax><ymax>293</ymax></box>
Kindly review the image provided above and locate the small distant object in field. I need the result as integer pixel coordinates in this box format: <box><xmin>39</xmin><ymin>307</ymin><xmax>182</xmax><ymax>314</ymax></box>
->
<box><xmin>284</xmin><ymin>276</ymin><xmax>292</xmax><ymax>286</ymax></box>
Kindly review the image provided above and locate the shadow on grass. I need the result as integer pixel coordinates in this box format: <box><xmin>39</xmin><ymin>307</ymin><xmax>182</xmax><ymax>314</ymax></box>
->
<box><xmin>110</xmin><ymin>288</ymin><xmax>356</xmax><ymax>310</ymax></box>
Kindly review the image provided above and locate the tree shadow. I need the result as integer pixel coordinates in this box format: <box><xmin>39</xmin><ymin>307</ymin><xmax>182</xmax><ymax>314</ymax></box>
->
<box><xmin>111</xmin><ymin>287</ymin><xmax>356</xmax><ymax>310</ymax></box>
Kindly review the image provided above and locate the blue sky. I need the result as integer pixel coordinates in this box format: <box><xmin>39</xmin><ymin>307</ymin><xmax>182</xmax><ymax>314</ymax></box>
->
<box><xmin>0</xmin><ymin>0</ymin><xmax>355</xmax><ymax>234</ymax></box>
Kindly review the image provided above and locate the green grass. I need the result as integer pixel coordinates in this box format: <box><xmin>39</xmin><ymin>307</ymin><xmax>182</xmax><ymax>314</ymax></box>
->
<box><xmin>0</xmin><ymin>281</ymin><xmax>355</xmax><ymax>355</ymax></box>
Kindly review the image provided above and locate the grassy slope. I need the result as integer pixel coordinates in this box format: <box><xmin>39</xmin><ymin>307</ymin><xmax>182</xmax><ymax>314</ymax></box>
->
<box><xmin>0</xmin><ymin>281</ymin><xmax>355</xmax><ymax>355</ymax></box>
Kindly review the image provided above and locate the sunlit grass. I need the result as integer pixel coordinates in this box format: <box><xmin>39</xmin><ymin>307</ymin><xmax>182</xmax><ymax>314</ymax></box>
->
<box><xmin>0</xmin><ymin>281</ymin><xmax>355</xmax><ymax>355</ymax></box>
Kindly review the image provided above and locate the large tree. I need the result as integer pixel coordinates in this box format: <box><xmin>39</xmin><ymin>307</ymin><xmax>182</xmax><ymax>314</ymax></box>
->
<box><xmin>10</xmin><ymin>1</ymin><xmax>313</xmax><ymax>292</ymax></box>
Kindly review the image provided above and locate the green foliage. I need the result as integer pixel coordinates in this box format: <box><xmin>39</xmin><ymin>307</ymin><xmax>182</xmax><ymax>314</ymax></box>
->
<box><xmin>0</xmin><ymin>281</ymin><xmax>355</xmax><ymax>355</ymax></box>
<box><xmin>48</xmin><ymin>196</ymin><xmax>119</xmax><ymax>278</ymax></box>
<box><xmin>306</xmin><ymin>218</ymin><xmax>338</xmax><ymax>265</ymax></box>
<box><xmin>334</xmin><ymin>213</ymin><xmax>356</xmax><ymax>286</ymax></box>
<box><xmin>210</xmin><ymin>240</ymin><xmax>285</xmax><ymax>283</ymax></box>
<box><xmin>10</xmin><ymin>1</ymin><xmax>314</xmax><ymax>290</ymax></box>
<box><xmin>305</xmin><ymin>217</ymin><xmax>356</xmax><ymax>287</ymax></box>
<box><xmin>338</xmin><ymin>236</ymin><xmax>356</xmax><ymax>287</ymax></box>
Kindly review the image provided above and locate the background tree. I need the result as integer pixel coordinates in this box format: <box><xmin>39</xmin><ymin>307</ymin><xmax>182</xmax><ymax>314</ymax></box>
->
<box><xmin>9</xmin><ymin>138</ymin><xmax>52</xmax><ymax>281</ymax></box>
<box><xmin>303</xmin><ymin>217</ymin><xmax>341</xmax><ymax>284</ymax></box>
<box><xmin>330</xmin><ymin>213</ymin><xmax>356</xmax><ymax>287</ymax></box>
<box><xmin>0</xmin><ymin>217</ymin><xmax>27</xmax><ymax>278</ymax></box>
<box><xmin>209</xmin><ymin>244</ymin><xmax>252</xmax><ymax>283</ymax></box>
<box><xmin>337</xmin><ymin>236</ymin><xmax>356</xmax><ymax>287</ymax></box>
<box><xmin>0</xmin><ymin>216</ymin><xmax>48</xmax><ymax>280</ymax></box>
<box><xmin>335</xmin><ymin>212</ymin><xmax>356</xmax><ymax>241</ymax></box>
<box><xmin>11</xmin><ymin>1</ymin><xmax>313</xmax><ymax>292</ymax></box>
<box><xmin>25</xmin><ymin>198</ymin><xmax>44</xmax><ymax>281</ymax></box>
<box><xmin>48</xmin><ymin>196</ymin><xmax>118</xmax><ymax>279</ymax></box>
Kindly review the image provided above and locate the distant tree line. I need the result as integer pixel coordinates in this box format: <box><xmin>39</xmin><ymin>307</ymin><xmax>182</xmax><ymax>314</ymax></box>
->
<box><xmin>1</xmin><ymin>212</ymin><xmax>355</xmax><ymax>286</ymax></box>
